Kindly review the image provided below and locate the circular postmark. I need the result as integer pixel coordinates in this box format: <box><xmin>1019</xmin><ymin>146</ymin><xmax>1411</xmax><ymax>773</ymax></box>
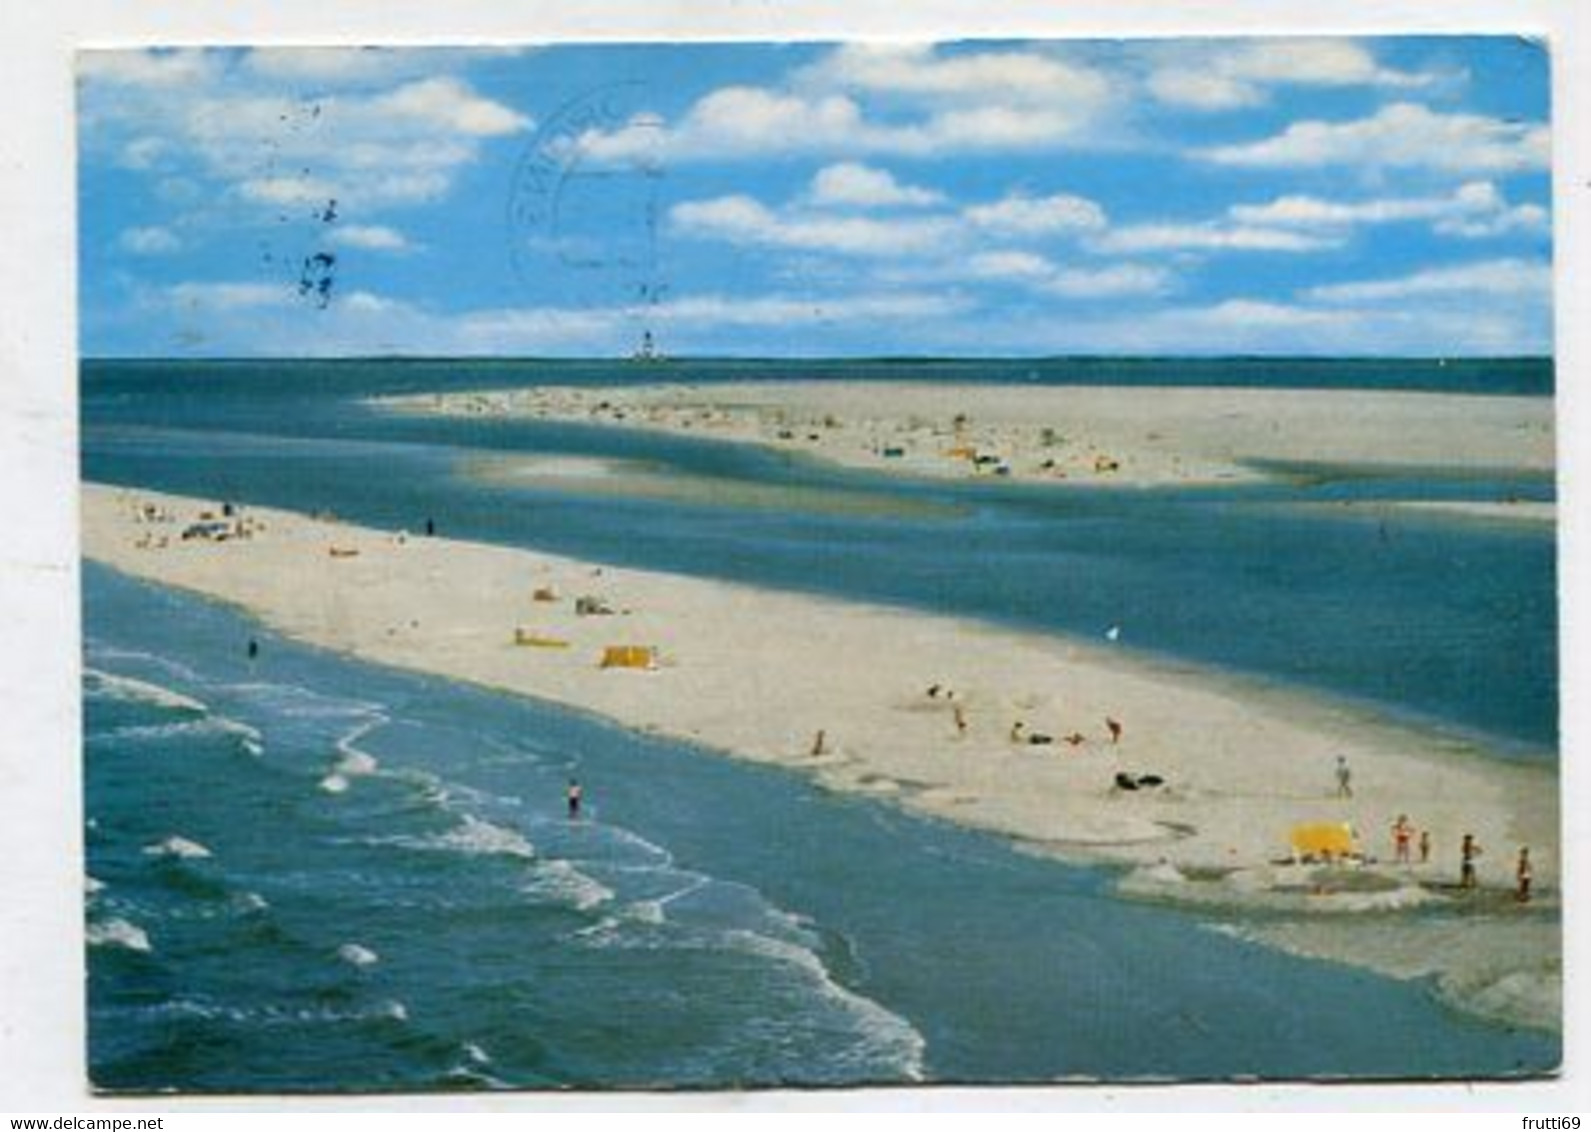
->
<box><xmin>506</xmin><ymin>82</ymin><xmax>669</xmax><ymax>334</ymax></box>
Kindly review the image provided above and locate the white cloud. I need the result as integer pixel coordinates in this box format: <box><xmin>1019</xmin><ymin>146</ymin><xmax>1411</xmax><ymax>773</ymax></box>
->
<box><xmin>798</xmin><ymin>43</ymin><xmax>1111</xmax><ymax>107</ymax></box>
<box><xmin>670</xmin><ymin>195</ymin><xmax>956</xmax><ymax>257</ymax></box>
<box><xmin>1229</xmin><ymin>180</ymin><xmax>1549</xmax><ymax>240</ymax></box>
<box><xmin>965</xmin><ymin>251</ymin><xmax>1056</xmax><ymax>281</ymax></box>
<box><xmin>1200</xmin><ymin>102</ymin><xmax>1549</xmax><ymax>173</ymax></box>
<box><xmin>575</xmin><ymin>44</ymin><xmax>1118</xmax><ymax>163</ymax></box>
<box><xmin>1042</xmin><ymin>263</ymin><xmax>1173</xmax><ymax>298</ymax></box>
<box><xmin>328</xmin><ymin>225</ymin><xmax>414</xmax><ymax>252</ymax></box>
<box><xmin>964</xmin><ymin>192</ymin><xmax>1107</xmax><ymax>236</ymax></box>
<box><xmin>808</xmin><ymin>163</ymin><xmax>943</xmax><ymax>208</ymax></box>
<box><xmin>118</xmin><ymin>226</ymin><xmax>180</xmax><ymax>255</ymax></box>
<box><xmin>80</xmin><ymin>53</ymin><xmax>532</xmax><ymax>216</ymax></box>
<box><xmin>1147</xmin><ymin>40</ymin><xmax>1445</xmax><ymax>111</ymax></box>
<box><xmin>1094</xmin><ymin>222</ymin><xmax>1338</xmax><ymax>255</ymax></box>
<box><xmin>1306</xmin><ymin>258</ymin><xmax>1550</xmax><ymax>304</ymax></box>
<box><xmin>956</xmin><ymin>252</ymin><xmax>1172</xmax><ymax>298</ymax></box>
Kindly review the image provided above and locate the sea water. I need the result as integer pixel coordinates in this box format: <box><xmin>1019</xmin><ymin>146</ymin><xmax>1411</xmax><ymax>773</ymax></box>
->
<box><xmin>82</xmin><ymin>358</ymin><xmax>1556</xmax><ymax>749</ymax></box>
<box><xmin>80</xmin><ymin>358</ymin><xmax>1560</xmax><ymax>1089</ymax></box>
<box><xmin>85</xmin><ymin>566</ymin><xmax>1557</xmax><ymax>1090</ymax></box>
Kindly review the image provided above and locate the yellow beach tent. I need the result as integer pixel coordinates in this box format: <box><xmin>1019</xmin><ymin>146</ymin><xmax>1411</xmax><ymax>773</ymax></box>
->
<box><xmin>514</xmin><ymin>628</ymin><xmax>570</xmax><ymax>648</ymax></box>
<box><xmin>600</xmin><ymin>645</ymin><xmax>656</xmax><ymax>670</ymax></box>
<box><xmin>1289</xmin><ymin>822</ymin><xmax>1359</xmax><ymax>862</ymax></box>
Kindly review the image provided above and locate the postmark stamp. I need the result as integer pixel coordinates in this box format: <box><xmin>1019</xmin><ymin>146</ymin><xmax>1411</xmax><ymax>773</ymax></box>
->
<box><xmin>506</xmin><ymin>82</ymin><xmax>669</xmax><ymax>343</ymax></box>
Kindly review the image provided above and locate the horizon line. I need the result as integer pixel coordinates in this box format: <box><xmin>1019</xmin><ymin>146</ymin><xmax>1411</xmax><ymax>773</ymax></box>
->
<box><xmin>79</xmin><ymin>353</ymin><xmax>1555</xmax><ymax>365</ymax></box>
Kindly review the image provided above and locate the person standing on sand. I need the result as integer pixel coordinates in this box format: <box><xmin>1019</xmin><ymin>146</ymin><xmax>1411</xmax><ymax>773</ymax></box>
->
<box><xmin>1105</xmin><ymin>717</ymin><xmax>1122</xmax><ymax>745</ymax></box>
<box><xmin>1419</xmin><ymin>829</ymin><xmax>1431</xmax><ymax>865</ymax></box>
<box><xmin>1392</xmin><ymin>815</ymin><xmax>1413</xmax><ymax>865</ymax></box>
<box><xmin>953</xmin><ymin>704</ymin><xmax>968</xmax><ymax>737</ymax></box>
<box><xmin>1460</xmin><ymin>833</ymin><xmax>1482</xmax><ymax>890</ymax></box>
<box><xmin>566</xmin><ymin>778</ymin><xmax>583</xmax><ymax>820</ymax></box>
<box><xmin>1334</xmin><ymin>755</ymin><xmax>1353</xmax><ymax>798</ymax></box>
<box><xmin>810</xmin><ymin>729</ymin><xmax>827</xmax><ymax>757</ymax></box>
<box><xmin>1516</xmin><ymin>847</ymin><xmax>1532</xmax><ymax>903</ymax></box>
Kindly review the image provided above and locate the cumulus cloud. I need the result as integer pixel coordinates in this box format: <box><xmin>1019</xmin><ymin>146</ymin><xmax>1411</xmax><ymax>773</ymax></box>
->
<box><xmin>575</xmin><ymin>43</ymin><xmax>1118</xmax><ymax>162</ymax></box>
<box><xmin>1305</xmin><ymin>257</ymin><xmax>1550</xmax><ymax>304</ymax></box>
<box><xmin>964</xmin><ymin>192</ymin><xmax>1107</xmax><ymax>236</ymax></box>
<box><xmin>797</xmin><ymin>43</ymin><xmax>1111</xmax><ymax>106</ymax></box>
<box><xmin>670</xmin><ymin>195</ymin><xmax>956</xmax><ymax>257</ymax></box>
<box><xmin>80</xmin><ymin>51</ymin><xmax>532</xmax><ymax>217</ymax></box>
<box><xmin>808</xmin><ymin>163</ymin><xmax>943</xmax><ymax>208</ymax></box>
<box><xmin>1200</xmin><ymin>102</ymin><xmax>1549</xmax><ymax>173</ymax></box>
<box><xmin>1147</xmin><ymin>39</ymin><xmax>1446</xmax><ymax>111</ymax></box>
<box><xmin>1094</xmin><ymin>222</ymin><xmax>1338</xmax><ymax>255</ymax></box>
<box><xmin>1229</xmin><ymin>180</ymin><xmax>1549</xmax><ymax>240</ymax></box>
<box><xmin>1041</xmin><ymin>263</ymin><xmax>1174</xmax><ymax>299</ymax></box>
<box><xmin>902</xmin><ymin>251</ymin><xmax>1172</xmax><ymax>299</ymax></box>
<box><xmin>328</xmin><ymin>225</ymin><xmax>414</xmax><ymax>252</ymax></box>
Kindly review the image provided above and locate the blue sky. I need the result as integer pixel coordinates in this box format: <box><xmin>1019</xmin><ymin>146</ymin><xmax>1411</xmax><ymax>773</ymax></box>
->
<box><xmin>77</xmin><ymin>38</ymin><xmax>1552</xmax><ymax>357</ymax></box>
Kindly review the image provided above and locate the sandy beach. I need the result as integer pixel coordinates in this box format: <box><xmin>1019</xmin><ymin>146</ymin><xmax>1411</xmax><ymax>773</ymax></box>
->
<box><xmin>81</xmin><ymin>482</ymin><xmax>1559</xmax><ymax>1031</ymax></box>
<box><xmin>381</xmin><ymin>382</ymin><xmax>1555</xmax><ymax>493</ymax></box>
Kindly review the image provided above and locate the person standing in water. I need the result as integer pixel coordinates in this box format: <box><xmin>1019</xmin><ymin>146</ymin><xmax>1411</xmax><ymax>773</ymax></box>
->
<box><xmin>1460</xmin><ymin>833</ymin><xmax>1483</xmax><ymax>890</ymax></box>
<box><xmin>566</xmin><ymin>778</ymin><xmax>583</xmax><ymax>820</ymax></box>
<box><xmin>1516</xmin><ymin>846</ymin><xmax>1533</xmax><ymax>903</ymax></box>
<box><xmin>247</xmin><ymin>637</ymin><xmax>259</xmax><ymax>660</ymax></box>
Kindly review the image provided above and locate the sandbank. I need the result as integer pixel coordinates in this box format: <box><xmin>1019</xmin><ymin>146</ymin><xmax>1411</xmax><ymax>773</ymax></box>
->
<box><xmin>81</xmin><ymin>483</ymin><xmax>1560</xmax><ymax>1030</ymax></box>
<box><xmin>381</xmin><ymin>382</ymin><xmax>1553</xmax><ymax>490</ymax></box>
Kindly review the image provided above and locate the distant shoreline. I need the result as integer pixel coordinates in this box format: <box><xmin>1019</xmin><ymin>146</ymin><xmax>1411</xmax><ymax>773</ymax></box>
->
<box><xmin>380</xmin><ymin>380</ymin><xmax>1555</xmax><ymax>491</ymax></box>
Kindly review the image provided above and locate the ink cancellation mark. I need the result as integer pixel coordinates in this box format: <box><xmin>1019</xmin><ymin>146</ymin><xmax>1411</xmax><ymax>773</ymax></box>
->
<box><xmin>506</xmin><ymin>82</ymin><xmax>669</xmax><ymax>319</ymax></box>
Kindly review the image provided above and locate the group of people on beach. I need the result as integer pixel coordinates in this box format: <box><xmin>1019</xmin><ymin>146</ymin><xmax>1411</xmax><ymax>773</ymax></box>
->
<box><xmin>926</xmin><ymin>684</ymin><xmax>1122</xmax><ymax>750</ymax></box>
<box><xmin>1336</xmin><ymin>758</ymin><xmax>1535</xmax><ymax>901</ymax></box>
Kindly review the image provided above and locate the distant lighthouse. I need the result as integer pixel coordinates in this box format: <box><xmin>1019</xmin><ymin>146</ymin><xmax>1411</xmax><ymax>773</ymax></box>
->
<box><xmin>632</xmin><ymin>329</ymin><xmax>662</xmax><ymax>363</ymax></box>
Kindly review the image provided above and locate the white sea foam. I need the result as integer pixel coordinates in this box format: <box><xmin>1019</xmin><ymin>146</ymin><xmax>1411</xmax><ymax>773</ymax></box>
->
<box><xmin>85</xmin><ymin>647</ymin><xmax>203</xmax><ymax>687</ymax></box>
<box><xmin>723</xmin><ymin>929</ymin><xmax>926</xmax><ymax>1081</ymax></box>
<box><xmin>87</xmin><ymin>917</ymin><xmax>152</xmax><ymax>953</ymax></box>
<box><xmin>522</xmin><ymin>859</ymin><xmax>615</xmax><ymax>911</ymax></box>
<box><xmin>223</xmin><ymin>681</ymin><xmax>384</xmax><ymax>721</ymax></box>
<box><xmin>462</xmin><ymin>1042</ymin><xmax>493</xmax><ymax>1066</ymax></box>
<box><xmin>85</xmin><ymin>875</ymin><xmax>105</xmax><ymax>897</ymax></box>
<box><xmin>436</xmin><ymin>815</ymin><xmax>537</xmax><ymax>860</ymax></box>
<box><xmin>373</xmin><ymin>814</ymin><xmax>537</xmax><ymax>861</ymax></box>
<box><xmin>319</xmin><ymin>774</ymin><xmax>351</xmax><ymax>794</ymax></box>
<box><xmin>337</xmin><ymin>942</ymin><xmax>380</xmax><ymax>967</ymax></box>
<box><xmin>624</xmin><ymin>899</ymin><xmax>666</xmax><ymax>925</ymax></box>
<box><xmin>104</xmin><ymin>715</ymin><xmax>263</xmax><ymax>750</ymax></box>
<box><xmin>144</xmin><ymin>997</ymin><xmax>410</xmax><ymax>1027</ymax></box>
<box><xmin>143</xmin><ymin>835</ymin><xmax>213</xmax><ymax>860</ymax></box>
<box><xmin>337</xmin><ymin>749</ymin><xmax>380</xmax><ymax>776</ymax></box>
<box><xmin>84</xmin><ymin>667</ymin><xmax>207</xmax><ymax>714</ymax></box>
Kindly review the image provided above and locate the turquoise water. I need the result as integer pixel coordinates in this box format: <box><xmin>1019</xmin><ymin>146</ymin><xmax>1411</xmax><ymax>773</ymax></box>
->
<box><xmin>81</xmin><ymin>357</ymin><xmax>1560</xmax><ymax>1089</ymax></box>
<box><xmin>85</xmin><ymin>566</ymin><xmax>1558</xmax><ymax>1089</ymax></box>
